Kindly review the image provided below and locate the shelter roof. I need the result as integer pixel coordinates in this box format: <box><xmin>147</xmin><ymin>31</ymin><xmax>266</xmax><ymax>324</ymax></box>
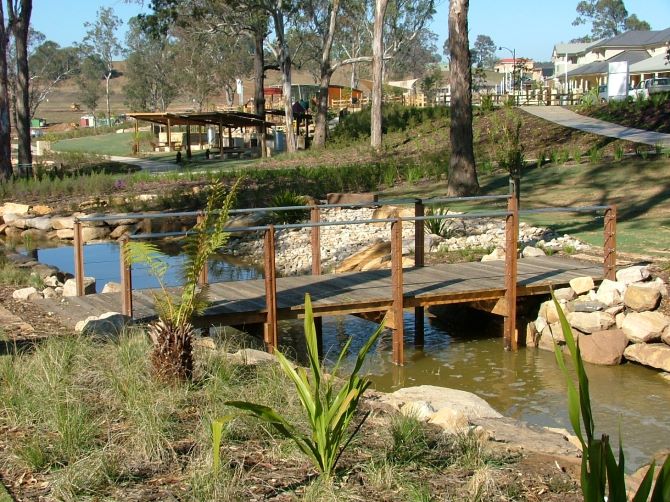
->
<box><xmin>128</xmin><ymin>111</ymin><xmax>273</xmax><ymax>128</ymax></box>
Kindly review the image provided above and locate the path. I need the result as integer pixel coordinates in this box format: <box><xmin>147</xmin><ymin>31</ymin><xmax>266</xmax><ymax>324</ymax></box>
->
<box><xmin>109</xmin><ymin>155</ymin><xmax>181</xmax><ymax>174</ymax></box>
<box><xmin>520</xmin><ymin>106</ymin><xmax>670</xmax><ymax>147</ymax></box>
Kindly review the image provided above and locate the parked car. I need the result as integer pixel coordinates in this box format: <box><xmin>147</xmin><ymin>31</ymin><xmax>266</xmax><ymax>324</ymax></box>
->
<box><xmin>629</xmin><ymin>78</ymin><xmax>670</xmax><ymax>99</ymax></box>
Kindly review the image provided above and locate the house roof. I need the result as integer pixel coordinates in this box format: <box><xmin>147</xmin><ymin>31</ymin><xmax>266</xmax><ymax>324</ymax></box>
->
<box><xmin>566</xmin><ymin>50</ymin><xmax>650</xmax><ymax>77</ymax></box>
<box><xmin>592</xmin><ymin>28</ymin><xmax>670</xmax><ymax>49</ymax></box>
<box><xmin>128</xmin><ymin>111</ymin><xmax>273</xmax><ymax>128</ymax></box>
<box><xmin>630</xmin><ymin>53</ymin><xmax>670</xmax><ymax>73</ymax></box>
<box><xmin>553</xmin><ymin>40</ymin><xmax>601</xmax><ymax>55</ymax></box>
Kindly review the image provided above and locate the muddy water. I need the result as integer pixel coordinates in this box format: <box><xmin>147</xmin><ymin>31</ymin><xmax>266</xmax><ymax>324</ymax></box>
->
<box><xmin>17</xmin><ymin>241</ymin><xmax>670</xmax><ymax>471</ymax></box>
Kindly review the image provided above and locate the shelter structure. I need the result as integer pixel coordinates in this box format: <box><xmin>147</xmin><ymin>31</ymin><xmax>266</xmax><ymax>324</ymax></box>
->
<box><xmin>128</xmin><ymin>111</ymin><xmax>274</xmax><ymax>158</ymax></box>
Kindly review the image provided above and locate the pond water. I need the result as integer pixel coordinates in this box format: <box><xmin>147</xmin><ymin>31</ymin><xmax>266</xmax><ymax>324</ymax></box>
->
<box><xmin>20</xmin><ymin>241</ymin><xmax>670</xmax><ymax>471</ymax></box>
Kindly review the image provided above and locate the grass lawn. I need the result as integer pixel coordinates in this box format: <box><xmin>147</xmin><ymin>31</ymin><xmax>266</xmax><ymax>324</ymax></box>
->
<box><xmin>384</xmin><ymin>156</ymin><xmax>670</xmax><ymax>258</ymax></box>
<box><xmin>52</xmin><ymin>132</ymin><xmax>136</xmax><ymax>157</ymax></box>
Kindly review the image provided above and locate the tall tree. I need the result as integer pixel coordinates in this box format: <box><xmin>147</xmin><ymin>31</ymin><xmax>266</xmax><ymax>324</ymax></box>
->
<box><xmin>447</xmin><ymin>0</ymin><xmax>478</xmax><ymax>195</ymax></box>
<box><xmin>7</xmin><ymin>0</ymin><xmax>32</xmax><ymax>176</ymax></box>
<box><xmin>82</xmin><ymin>7</ymin><xmax>122</xmax><ymax>126</ymax></box>
<box><xmin>370</xmin><ymin>0</ymin><xmax>388</xmax><ymax>151</ymax></box>
<box><xmin>472</xmin><ymin>34</ymin><xmax>496</xmax><ymax>69</ymax></box>
<box><xmin>0</xmin><ymin>2</ymin><xmax>11</xmax><ymax>181</ymax></box>
<box><xmin>76</xmin><ymin>55</ymin><xmax>105</xmax><ymax>127</ymax></box>
<box><xmin>29</xmin><ymin>40</ymin><xmax>79</xmax><ymax>118</ymax></box>
<box><xmin>572</xmin><ymin>0</ymin><xmax>650</xmax><ymax>40</ymax></box>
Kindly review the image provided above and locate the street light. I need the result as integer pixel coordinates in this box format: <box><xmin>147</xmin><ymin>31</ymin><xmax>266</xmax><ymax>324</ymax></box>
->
<box><xmin>498</xmin><ymin>46</ymin><xmax>516</xmax><ymax>94</ymax></box>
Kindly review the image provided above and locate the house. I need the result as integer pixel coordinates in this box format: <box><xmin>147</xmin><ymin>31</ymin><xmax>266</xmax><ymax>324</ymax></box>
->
<box><xmin>552</xmin><ymin>28</ymin><xmax>670</xmax><ymax>91</ymax></box>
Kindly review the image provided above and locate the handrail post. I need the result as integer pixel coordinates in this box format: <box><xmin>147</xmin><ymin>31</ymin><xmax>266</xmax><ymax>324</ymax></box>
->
<box><xmin>604</xmin><ymin>205</ymin><xmax>617</xmax><ymax>281</ymax></box>
<box><xmin>310</xmin><ymin>204</ymin><xmax>321</xmax><ymax>275</ymax></box>
<box><xmin>391</xmin><ymin>217</ymin><xmax>404</xmax><ymax>365</ymax></box>
<box><xmin>504</xmin><ymin>196</ymin><xmax>519</xmax><ymax>351</ymax></box>
<box><xmin>310</xmin><ymin>204</ymin><xmax>323</xmax><ymax>354</ymax></box>
<box><xmin>414</xmin><ymin>199</ymin><xmax>425</xmax><ymax>346</ymax></box>
<box><xmin>196</xmin><ymin>212</ymin><xmax>209</xmax><ymax>286</ymax></box>
<box><xmin>264</xmin><ymin>225</ymin><xmax>278</xmax><ymax>353</ymax></box>
<box><xmin>119</xmin><ymin>236</ymin><xmax>133</xmax><ymax>318</ymax></box>
<box><xmin>73</xmin><ymin>219</ymin><xmax>84</xmax><ymax>296</ymax></box>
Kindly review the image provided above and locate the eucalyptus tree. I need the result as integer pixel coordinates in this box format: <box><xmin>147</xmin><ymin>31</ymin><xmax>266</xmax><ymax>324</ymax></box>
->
<box><xmin>7</xmin><ymin>0</ymin><xmax>32</xmax><ymax>175</ymax></box>
<box><xmin>82</xmin><ymin>7</ymin><xmax>122</xmax><ymax>126</ymax></box>
<box><xmin>0</xmin><ymin>2</ymin><xmax>11</xmax><ymax>181</ymax></box>
<box><xmin>572</xmin><ymin>0</ymin><xmax>650</xmax><ymax>41</ymax></box>
<box><xmin>76</xmin><ymin>55</ymin><xmax>106</xmax><ymax>127</ymax></box>
<box><xmin>29</xmin><ymin>40</ymin><xmax>79</xmax><ymax>118</ymax></box>
<box><xmin>447</xmin><ymin>0</ymin><xmax>478</xmax><ymax>195</ymax></box>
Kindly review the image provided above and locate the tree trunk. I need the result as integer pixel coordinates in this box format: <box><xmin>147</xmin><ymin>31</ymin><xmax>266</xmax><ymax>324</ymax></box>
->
<box><xmin>10</xmin><ymin>0</ymin><xmax>32</xmax><ymax>177</ymax></box>
<box><xmin>105</xmin><ymin>72</ymin><xmax>111</xmax><ymax>126</ymax></box>
<box><xmin>371</xmin><ymin>0</ymin><xmax>388</xmax><ymax>151</ymax></box>
<box><xmin>271</xmin><ymin>11</ymin><xmax>295</xmax><ymax>154</ymax></box>
<box><xmin>0</xmin><ymin>3</ymin><xmax>11</xmax><ymax>181</ymax></box>
<box><xmin>253</xmin><ymin>30</ymin><xmax>267</xmax><ymax>158</ymax></box>
<box><xmin>447</xmin><ymin>0</ymin><xmax>478</xmax><ymax>195</ymax></box>
<box><xmin>313</xmin><ymin>69</ymin><xmax>332</xmax><ymax>148</ymax></box>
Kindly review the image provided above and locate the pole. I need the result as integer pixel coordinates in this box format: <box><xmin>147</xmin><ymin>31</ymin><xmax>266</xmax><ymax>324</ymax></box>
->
<box><xmin>73</xmin><ymin>219</ymin><xmax>84</xmax><ymax>296</ymax></box>
<box><xmin>263</xmin><ymin>226</ymin><xmax>278</xmax><ymax>352</ymax></box>
<box><xmin>120</xmin><ymin>236</ymin><xmax>133</xmax><ymax>318</ymax></box>
<box><xmin>391</xmin><ymin>218</ymin><xmax>404</xmax><ymax>365</ymax></box>
<box><xmin>503</xmin><ymin>196</ymin><xmax>519</xmax><ymax>351</ymax></box>
<box><xmin>414</xmin><ymin>200</ymin><xmax>425</xmax><ymax>346</ymax></box>
<box><xmin>604</xmin><ymin>205</ymin><xmax>617</xmax><ymax>281</ymax></box>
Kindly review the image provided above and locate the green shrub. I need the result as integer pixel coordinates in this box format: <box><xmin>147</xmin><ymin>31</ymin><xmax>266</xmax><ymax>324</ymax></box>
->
<box><xmin>226</xmin><ymin>294</ymin><xmax>383</xmax><ymax>478</ymax></box>
<box><xmin>489</xmin><ymin>108</ymin><xmax>525</xmax><ymax>173</ymax></box>
<box><xmin>424</xmin><ymin>206</ymin><xmax>452</xmax><ymax>238</ymax></box>
<box><xmin>552</xmin><ymin>294</ymin><xmax>670</xmax><ymax>501</ymax></box>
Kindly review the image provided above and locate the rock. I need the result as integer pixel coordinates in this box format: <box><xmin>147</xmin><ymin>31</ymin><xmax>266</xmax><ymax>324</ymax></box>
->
<box><xmin>43</xmin><ymin>275</ymin><xmax>61</xmax><ymax>288</ymax></box>
<box><xmin>569</xmin><ymin>276</ymin><xmax>594</xmax><ymax>295</ymax></box>
<box><xmin>567</xmin><ymin>311</ymin><xmax>615</xmax><ymax>333</ymax></box>
<box><xmin>521</xmin><ymin>246</ymin><xmax>546</xmax><ymax>257</ymax></box>
<box><xmin>9</xmin><ymin>217</ymin><xmax>28</xmax><ymax>229</ymax></box>
<box><xmin>326</xmin><ymin>192</ymin><xmax>377</xmax><ymax>205</ymax></box>
<box><xmin>56</xmin><ymin>228</ymin><xmax>75</xmax><ymax>239</ymax></box>
<box><xmin>104</xmin><ymin>215</ymin><xmax>138</xmax><ymax>226</ymax></box>
<box><xmin>31</xmin><ymin>204</ymin><xmax>52</xmax><ymax>216</ymax></box>
<box><xmin>42</xmin><ymin>287</ymin><xmax>58</xmax><ymax>299</ymax></box>
<box><xmin>616</xmin><ymin>312</ymin><xmax>625</xmax><ymax>329</ymax></box>
<box><xmin>82</xmin><ymin>225</ymin><xmax>110</xmax><ymax>242</ymax></box>
<box><xmin>21</xmin><ymin>228</ymin><xmax>47</xmax><ymax>240</ymax></box>
<box><xmin>428</xmin><ymin>408</ymin><xmax>469</xmax><ymax>434</ymax></box>
<box><xmin>653</xmin><ymin>277</ymin><xmax>668</xmax><ymax>298</ymax></box>
<box><xmin>62</xmin><ymin>277</ymin><xmax>96</xmax><ymax>296</ymax></box>
<box><xmin>624</xmin><ymin>284</ymin><xmax>661</xmax><ymax>312</ymax></box>
<box><xmin>526</xmin><ymin>322</ymin><xmax>540</xmax><ymax>347</ymax></box>
<box><xmin>616</xmin><ymin>265</ymin><xmax>650</xmax><ymax>285</ymax></box>
<box><xmin>400</xmin><ymin>401</ymin><xmax>436</xmax><ymax>421</ymax></box>
<box><xmin>371</xmin><ymin>205</ymin><xmax>414</xmax><ymax>220</ymax></box>
<box><xmin>75</xmin><ymin>312</ymin><xmax>132</xmax><ymax>336</ymax></box>
<box><xmin>24</xmin><ymin>216</ymin><xmax>52</xmax><ymax>231</ymax></box>
<box><xmin>578</xmin><ymin>329</ymin><xmax>628</xmax><ymax>365</ymax></box>
<box><xmin>193</xmin><ymin>336</ymin><xmax>217</xmax><ymax>350</ymax></box>
<box><xmin>663</xmin><ymin>326</ymin><xmax>670</xmax><ymax>346</ymax></box>
<box><xmin>0</xmin><ymin>223</ymin><xmax>6</xmax><ymax>234</ymax></box>
<box><xmin>624</xmin><ymin>344</ymin><xmax>670</xmax><ymax>372</ymax></box>
<box><xmin>626</xmin><ymin>450</ymin><xmax>670</xmax><ymax>500</ymax></box>
<box><xmin>12</xmin><ymin>287</ymin><xmax>37</xmax><ymax>300</ymax></box>
<box><xmin>27</xmin><ymin>291</ymin><xmax>44</xmax><ymax>301</ymax></box>
<box><xmin>622</xmin><ymin>311</ymin><xmax>669</xmax><ymax>343</ymax></box>
<box><xmin>1</xmin><ymin>212</ymin><xmax>19</xmax><ymax>224</ymax></box>
<box><xmin>336</xmin><ymin>241</ymin><xmax>391</xmax><ymax>273</ymax></box>
<box><xmin>1</xmin><ymin>202</ymin><xmax>30</xmax><ymax>215</ymax></box>
<box><xmin>228</xmin><ymin>348</ymin><xmax>279</xmax><ymax>365</ymax></box>
<box><xmin>110</xmin><ymin>224</ymin><xmax>137</xmax><ymax>239</ymax></box>
<box><xmin>553</xmin><ymin>287</ymin><xmax>575</xmax><ymax>301</ymax></box>
<box><xmin>541</xmin><ymin>300</ymin><xmax>572</xmax><ymax>324</ymax></box>
<box><xmin>378</xmin><ymin>385</ymin><xmax>502</xmax><ymax>420</ymax></box>
<box><xmin>596</xmin><ymin>279</ymin><xmax>625</xmax><ymax>306</ymax></box>
<box><xmin>4</xmin><ymin>226</ymin><xmax>22</xmax><ymax>237</ymax></box>
<box><xmin>659</xmin><ymin>372</ymin><xmax>670</xmax><ymax>383</ymax></box>
<box><xmin>101</xmin><ymin>282</ymin><xmax>122</xmax><ymax>294</ymax></box>
<box><xmin>572</xmin><ymin>300</ymin><xmax>605</xmax><ymax>312</ymax></box>
<box><xmin>481</xmin><ymin>247</ymin><xmax>505</xmax><ymax>262</ymax></box>
<box><xmin>51</xmin><ymin>216</ymin><xmax>75</xmax><ymax>230</ymax></box>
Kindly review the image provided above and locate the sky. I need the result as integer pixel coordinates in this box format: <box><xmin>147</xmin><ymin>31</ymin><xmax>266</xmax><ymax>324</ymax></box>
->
<box><xmin>31</xmin><ymin>0</ymin><xmax>670</xmax><ymax>62</ymax></box>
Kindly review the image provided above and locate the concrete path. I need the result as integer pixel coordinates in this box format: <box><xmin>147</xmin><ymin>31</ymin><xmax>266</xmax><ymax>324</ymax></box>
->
<box><xmin>520</xmin><ymin>106</ymin><xmax>670</xmax><ymax>147</ymax></box>
<box><xmin>109</xmin><ymin>155</ymin><xmax>184</xmax><ymax>174</ymax></box>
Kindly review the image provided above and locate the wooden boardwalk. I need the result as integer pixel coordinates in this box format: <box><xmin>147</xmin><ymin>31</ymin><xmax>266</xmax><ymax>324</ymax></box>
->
<box><xmin>36</xmin><ymin>254</ymin><xmax>602</xmax><ymax>334</ymax></box>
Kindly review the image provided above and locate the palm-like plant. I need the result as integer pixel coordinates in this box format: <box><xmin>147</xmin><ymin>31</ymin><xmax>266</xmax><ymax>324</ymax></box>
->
<box><xmin>125</xmin><ymin>179</ymin><xmax>239</xmax><ymax>381</ymax></box>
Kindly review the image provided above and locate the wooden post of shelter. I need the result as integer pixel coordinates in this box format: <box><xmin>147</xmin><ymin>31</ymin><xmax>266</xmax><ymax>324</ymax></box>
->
<box><xmin>414</xmin><ymin>199</ymin><xmax>425</xmax><ymax>345</ymax></box>
<box><xmin>186</xmin><ymin>124</ymin><xmax>192</xmax><ymax>159</ymax></box>
<box><xmin>604</xmin><ymin>205</ymin><xmax>617</xmax><ymax>281</ymax></box>
<box><xmin>119</xmin><ymin>235</ymin><xmax>133</xmax><ymax>318</ymax></box>
<box><xmin>218</xmin><ymin>121</ymin><xmax>224</xmax><ymax>157</ymax></box>
<box><xmin>73</xmin><ymin>219</ymin><xmax>84</xmax><ymax>297</ymax></box>
<box><xmin>391</xmin><ymin>218</ymin><xmax>405</xmax><ymax>365</ymax></box>
<box><xmin>227</xmin><ymin>127</ymin><xmax>233</xmax><ymax>149</ymax></box>
<box><xmin>310</xmin><ymin>204</ymin><xmax>323</xmax><ymax>353</ymax></box>
<box><xmin>263</xmin><ymin>225</ymin><xmax>278</xmax><ymax>352</ymax></box>
<box><xmin>166</xmin><ymin>118</ymin><xmax>172</xmax><ymax>151</ymax></box>
<box><xmin>503</xmin><ymin>195</ymin><xmax>519</xmax><ymax>351</ymax></box>
<box><xmin>133</xmin><ymin>120</ymin><xmax>139</xmax><ymax>155</ymax></box>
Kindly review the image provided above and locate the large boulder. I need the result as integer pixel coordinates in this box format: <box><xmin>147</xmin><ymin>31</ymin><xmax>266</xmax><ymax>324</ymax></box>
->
<box><xmin>1</xmin><ymin>202</ymin><xmax>30</xmax><ymax>216</ymax></box>
<box><xmin>578</xmin><ymin>329</ymin><xmax>629</xmax><ymax>365</ymax></box>
<box><xmin>596</xmin><ymin>279</ymin><xmax>625</xmax><ymax>307</ymax></box>
<box><xmin>624</xmin><ymin>284</ymin><xmax>661</xmax><ymax>312</ymax></box>
<box><xmin>228</xmin><ymin>348</ymin><xmax>279</xmax><ymax>366</ymax></box>
<box><xmin>51</xmin><ymin>216</ymin><xmax>75</xmax><ymax>230</ymax></box>
<box><xmin>62</xmin><ymin>277</ymin><xmax>96</xmax><ymax>296</ymax></box>
<box><xmin>101</xmin><ymin>282</ymin><xmax>122</xmax><ymax>294</ymax></box>
<box><xmin>336</xmin><ymin>240</ymin><xmax>391</xmax><ymax>273</ymax></box>
<box><xmin>481</xmin><ymin>247</ymin><xmax>505</xmax><ymax>262</ymax></box>
<box><xmin>75</xmin><ymin>312</ymin><xmax>132</xmax><ymax>336</ymax></box>
<box><xmin>567</xmin><ymin>311</ymin><xmax>615</xmax><ymax>334</ymax></box>
<box><xmin>21</xmin><ymin>228</ymin><xmax>47</xmax><ymax>240</ymax></box>
<box><xmin>553</xmin><ymin>287</ymin><xmax>575</xmax><ymax>302</ymax></box>
<box><xmin>521</xmin><ymin>246</ymin><xmax>546</xmax><ymax>258</ymax></box>
<box><xmin>12</xmin><ymin>287</ymin><xmax>37</xmax><ymax>300</ymax></box>
<box><xmin>622</xmin><ymin>311</ymin><xmax>669</xmax><ymax>343</ymax></box>
<box><xmin>624</xmin><ymin>343</ymin><xmax>670</xmax><ymax>372</ymax></box>
<box><xmin>81</xmin><ymin>225</ymin><xmax>110</xmax><ymax>242</ymax></box>
<box><xmin>616</xmin><ymin>265</ymin><xmax>650</xmax><ymax>285</ymax></box>
<box><xmin>663</xmin><ymin>326</ymin><xmax>670</xmax><ymax>346</ymax></box>
<box><xmin>110</xmin><ymin>224</ymin><xmax>138</xmax><ymax>239</ymax></box>
<box><xmin>569</xmin><ymin>276</ymin><xmax>594</xmax><ymax>295</ymax></box>
<box><xmin>56</xmin><ymin>228</ymin><xmax>75</xmax><ymax>239</ymax></box>
<box><xmin>24</xmin><ymin>216</ymin><xmax>52</xmax><ymax>231</ymax></box>
<box><xmin>540</xmin><ymin>300</ymin><xmax>572</xmax><ymax>324</ymax></box>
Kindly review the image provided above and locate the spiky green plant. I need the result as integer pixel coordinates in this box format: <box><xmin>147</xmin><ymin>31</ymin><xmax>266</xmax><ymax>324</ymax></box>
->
<box><xmin>125</xmin><ymin>179</ymin><xmax>239</xmax><ymax>381</ymax></box>
<box><xmin>226</xmin><ymin>294</ymin><xmax>382</xmax><ymax>478</ymax></box>
<box><xmin>552</xmin><ymin>294</ymin><xmax>670</xmax><ymax>501</ymax></box>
